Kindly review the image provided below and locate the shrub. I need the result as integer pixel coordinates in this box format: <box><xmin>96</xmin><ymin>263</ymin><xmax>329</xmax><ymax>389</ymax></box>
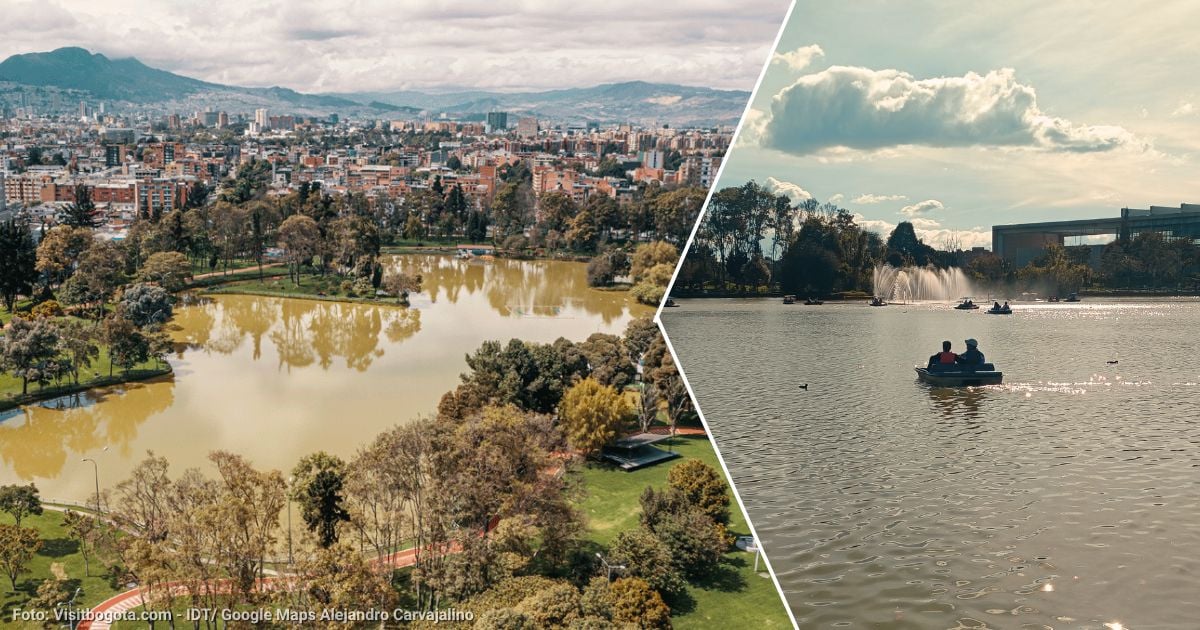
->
<box><xmin>558</xmin><ymin>378</ymin><xmax>630</xmax><ymax>458</ymax></box>
<box><xmin>666</xmin><ymin>460</ymin><xmax>731</xmax><ymax>525</ymax></box>
<box><xmin>607</xmin><ymin>529</ymin><xmax>685</xmax><ymax>595</ymax></box>
<box><xmin>609</xmin><ymin>577</ymin><xmax>671</xmax><ymax>629</ymax></box>
<box><xmin>516</xmin><ymin>581</ymin><xmax>582</xmax><ymax>627</ymax></box>
<box><xmin>30</xmin><ymin>300</ymin><xmax>63</xmax><ymax>319</ymax></box>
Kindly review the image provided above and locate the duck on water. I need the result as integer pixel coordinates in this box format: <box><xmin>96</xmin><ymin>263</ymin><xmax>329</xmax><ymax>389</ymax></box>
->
<box><xmin>915</xmin><ymin>338</ymin><xmax>1003</xmax><ymax>386</ymax></box>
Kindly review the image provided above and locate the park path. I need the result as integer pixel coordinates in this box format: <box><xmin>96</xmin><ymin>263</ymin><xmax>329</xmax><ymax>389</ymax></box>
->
<box><xmin>190</xmin><ymin>262</ymin><xmax>285</xmax><ymax>281</ymax></box>
<box><xmin>76</xmin><ymin>546</ymin><xmax>424</xmax><ymax>630</ymax></box>
<box><xmin>75</xmin><ymin>541</ymin><xmax>466</xmax><ymax>630</ymax></box>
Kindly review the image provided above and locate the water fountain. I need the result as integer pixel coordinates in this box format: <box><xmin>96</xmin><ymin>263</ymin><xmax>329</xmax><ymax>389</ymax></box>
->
<box><xmin>872</xmin><ymin>265</ymin><xmax>976</xmax><ymax>302</ymax></box>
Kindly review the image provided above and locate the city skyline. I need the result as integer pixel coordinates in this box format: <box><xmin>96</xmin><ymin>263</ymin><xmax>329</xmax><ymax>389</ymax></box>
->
<box><xmin>721</xmin><ymin>0</ymin><xmax>1200</xmax><ymax>250</ymax></box>
<box><xmin>1</xmin><ymin>0</ymin><xmax>791</xmax><ymax>94</ymax></box>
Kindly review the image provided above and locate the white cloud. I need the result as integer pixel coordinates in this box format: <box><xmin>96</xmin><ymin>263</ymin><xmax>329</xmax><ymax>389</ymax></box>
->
<box><xmin>759</xmin><ymin>66</ymin><xmax>1142</xmax><ymax>154</ymax></box>
<box><xmin>1172</xmin><ymin>102</ymin><xmax>1196</xmax><ymax>117</ymax></box>
<box><xmin>0</xmin><ymin>0</ymin><xmax>788</xmax><ymax>92</ymax></box>
<box><xmin>827</xmin><ymin>193</ymin><xmax>845</xmax><ymax>204</ymax></box>
<box><xmin>852</xmin><ymin>193</ymin><xmax>907</xmax><ymax>204</ymax></box>
<box><xmin>763</xmin><ymin>176</ymin><xmax>813</xmax><ymax>203</ymax></box>
<box><xmin>771</xmin><ymin>44</ymin><xmax>824</xmax><ymax>71</ymax></box>
<box><xmin>899</xmin><ymin>199</ymin><xmax>944</xmax><ymax>216</ymax></box>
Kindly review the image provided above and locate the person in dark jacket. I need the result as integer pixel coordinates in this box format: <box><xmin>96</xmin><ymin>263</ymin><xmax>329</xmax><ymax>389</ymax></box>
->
<box><xmin>956</xmin><ymin>338</ymin><xmax>985</xmax><ymax>367</ymax></box>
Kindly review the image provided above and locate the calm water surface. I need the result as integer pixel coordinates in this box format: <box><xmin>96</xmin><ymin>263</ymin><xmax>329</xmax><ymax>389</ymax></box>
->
<box><xmin>662</xmin><ymin>298</ymin><xmax>1200</xmax><ymax>630</ymax></box>
<box><xmin>0</xmin><ymin>254</ymin><xmax>649</xmax><ymax>500</ymax></box>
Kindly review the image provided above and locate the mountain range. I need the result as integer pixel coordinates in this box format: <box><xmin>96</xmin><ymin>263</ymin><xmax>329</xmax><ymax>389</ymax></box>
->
<box><xmin>0</xmin><ymin>47</ymin><xmax>749</xmax><ymax>125</ymax></box>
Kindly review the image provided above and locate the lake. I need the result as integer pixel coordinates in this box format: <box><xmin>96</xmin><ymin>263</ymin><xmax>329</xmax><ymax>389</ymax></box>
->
<box><xmin>0</xmin><ymin>254</ymin><xmax>651</xmax><ymax>501</ymax></box>
<box><xmin>661</xmin><ymin>298</ymin><xmax>1200</xmax><ymax>629</ymax></box>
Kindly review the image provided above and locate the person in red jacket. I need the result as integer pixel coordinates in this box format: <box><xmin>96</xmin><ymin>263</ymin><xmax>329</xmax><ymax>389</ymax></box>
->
<box><xmin>928</xmin><ymin>340</ymin><xmax>957</xmax><ymax>368</ymax></box>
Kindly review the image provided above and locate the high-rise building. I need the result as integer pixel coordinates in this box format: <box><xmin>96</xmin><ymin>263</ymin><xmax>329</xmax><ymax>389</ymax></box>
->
<box><xmin>105</xmin><ymin>144</ymin><xmax>123</xmax><ymax>168</ymax></box>
<box><xmin>487</xmin><ymin>111</ymin><xmax>509</xmax><ymax>133</ymax></box>
<box><xmin>0</xmin><ymin>172</ymin><xmax>6</xmax><ymax>214</ymax></box>
<box><xmin>255</xmin><ymin>108</ymin><xmax>269</xmax><ymax>130</ymax></box>
<box><xmin>517</xmin><ymin>117</ymin><xmax>539</xmax><ymax>138</ymax></box>
<box><xmin>217</xmin><ymin>111</ymin><xmax>229</xmax><ymax>128</ymax></box>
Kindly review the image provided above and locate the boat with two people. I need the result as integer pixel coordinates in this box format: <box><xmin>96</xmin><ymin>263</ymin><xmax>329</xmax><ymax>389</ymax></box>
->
<box><xmin>869</xmin><ymin>296</ymin><xmax>888</xmax><ymax>307</ymax></box>
<box><xmin>955</xmin><ymin>298</ymin><xmax>980</xmax><ymax>310</ymax></box>
<box><xmin>804</xmin><ymin>297</ymin><xmax>824</xmax><ymax>305</ymax></box>
<box><xmin>1064</xmin><ymin>292</ymin><xmax>1081</xmax><ymax>302</ymax></box>
<box><xmin>783</xmin><ymin>295</ymin><xmax>796</xmax><ymax>304</ymax></box>
<box><xmin>986</xmin><ymin>301</ymin><xmax>1013</xmax><ymax>315</ymax></box>
<box><xmin>914</xmin><ymin>338</ymin><xmax>1003</xmax><ymax>386</ymax></box>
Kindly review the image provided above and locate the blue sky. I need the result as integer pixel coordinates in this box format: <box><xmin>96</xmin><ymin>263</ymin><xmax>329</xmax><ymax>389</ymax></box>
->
<box><xmin>723</xmin><ymin>0</ymin><xmax>1200</xmax><ymax>249</ymax></box>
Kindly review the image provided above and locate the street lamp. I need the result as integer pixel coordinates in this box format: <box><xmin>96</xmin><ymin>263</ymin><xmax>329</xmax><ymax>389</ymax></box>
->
<box><xmin>286</xmin><ymin>475</ymin><xmax>294</xmax><ymax>566</ymax></box>
<box><xmin>595</xmin><ymin>552</ymin><xmax>626</xmax><ymax>581</ymax></box>
<box><xmin>80</xmin><ymin>447</ymin><xmax>107</xmax><ymax>513</ymax></box>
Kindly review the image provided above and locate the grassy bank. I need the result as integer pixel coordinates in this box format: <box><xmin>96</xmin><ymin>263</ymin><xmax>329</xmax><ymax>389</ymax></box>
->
<box><xmin>0</xmin><ymin>510</ymin><xmax>121</xmax><ymax>629</ymax></box>
<box><xmin>203</xmin><ymin>274</ymin><xmax>410</xmax><ymax>306</ymax></box>
<box><xmin>573</xmin><ymin>434</ymin><xmax>791</xmax><ymax>629</ymax></box>
<box><xmin>0</xmin><ymin>348</ymin><xmax>171</xmax><ymax>412</ymax></box>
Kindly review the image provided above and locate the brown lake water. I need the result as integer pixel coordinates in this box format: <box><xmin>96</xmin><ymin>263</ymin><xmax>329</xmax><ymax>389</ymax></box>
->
<box><xmin>0</xmin><ymin>254</ymin><xmax>650</xmax><ymax>501</ymax></box>
<box><xmin>662</xmin><ymin>298</ymin><xmax>1200</xmax><ymax>630</ymax></box>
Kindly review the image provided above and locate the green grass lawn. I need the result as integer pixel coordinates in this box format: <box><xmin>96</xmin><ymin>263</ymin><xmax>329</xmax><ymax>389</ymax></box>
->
<box><xmin>0</xmin><ymin>345</ymin><xmax>169</xmax><ymax>411</ymax></box>
<box><xmin>0</xmin><ymin>510</ymin><xmax>121</xmax><ymax>628</ymax></box>
<box><xmin>572</xmin><ymin>435</ymin><xmax>791</xmax><ymax>629</ymax></box>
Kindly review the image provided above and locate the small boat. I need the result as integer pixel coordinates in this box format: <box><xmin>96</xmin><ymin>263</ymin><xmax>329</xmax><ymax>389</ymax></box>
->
<box><xmin>663</xmin><ymin>297</ymin><xmax>679</xmax><ymax>307</ymax></box>
<box><xmin>915</xmin><ymin>364</ymin><xmax>1003</xmax><ymax>387</ymax></box>
<box><xmin>804</xmin><ymin>297</ymin><xmax>823</xmax><ymax>305</ymax></box>
<box><xmin>783</xmin><ymin>295</ymin><xmax>796</xmax><ymax>304</ymax></box>
<box><xmin>869</xmin><ymin>297</ymin><xmax>887</xmax><ymax>307</ymax></box>
<box><xmin>1047</xmin><ymin>295</ymin><xmax>1060</xmax><ymax>303</ymax></box>
<box><xmin>954</xmin><ymin>298</ymin><xmax>979</xmax><ymax>310</ymax></box>
<box><xmin>1064</xmin><ymin>293</ymin><xmax>1081</xmax><ymax>302</ymax></box>
<box><xmin>985</xmin><ymin>307</ymin><xmax>1013</xmax><ymax>315</ymax></box>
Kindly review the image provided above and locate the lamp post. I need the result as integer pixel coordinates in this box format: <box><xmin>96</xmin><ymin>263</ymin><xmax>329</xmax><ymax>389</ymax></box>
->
<box><xmin>286</xmin><ymin>475</ymin><xmax>294</xmax><ymax>566</ymax></box>
<box><xmin>595</xmin><ymin>552</ymin><xmax>626</xmax><ymax>581</ymax></box>
<box><xmin>80</xmin><ymin>448</ymin><xmax>107</xmax><ymax>513</ymax></box>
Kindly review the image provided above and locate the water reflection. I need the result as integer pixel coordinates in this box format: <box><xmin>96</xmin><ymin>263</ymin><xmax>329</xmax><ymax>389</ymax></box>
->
<box><xmin>925</xmin><ymin>385</ymin><xmax>987</xmax><ymax>420</ymax></box>
<box><xmin>0</xmin><ymin>377</ymin><xmax>175</xmax><ymax>479</ymax></box>
<box><xmin>0</xmin><ymin>254</ymin><xmax>648</xmax><ymax>499</ymax></box>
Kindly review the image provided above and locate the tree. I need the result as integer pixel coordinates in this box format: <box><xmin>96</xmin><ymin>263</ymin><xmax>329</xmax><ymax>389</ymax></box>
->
<box><xmin>639</xmin><ymin>487</ymin><xmax>727</xmax><ymax>579</ymax></box>
<box><xmin>622</xmin><ymin>317</ymin><xmax>658</xmax><ymax>363</ymax></box>
<box><xmin>515</xmin><ymin>581</ymin><xmax>583</xmax><ymax>627</ymax></box>
<box><xmin>102</xmin><ymin>315</ymin><xmax>150</xmax><ymax>376</ymax></box>
<box><xmin>35</xmin><ymin>225</ymin><xmax>93</xmax><ymax>286</ymax></box>
<box><xmin>0</xmin><ymin>484</ymin><xmax>43</xmax><ymax>527</ymax></box>
<box><xmin>278</xmin><ymin>214</ymin><xmax>321</xmax><ymax>285</ymax></box>
<box><xmin>382</xmin><ymin>271</ymin><xmax>422</xmax><ymax>304</ymax></box>
<box><xmin>119</xmin><ymin>283</ymin><xmax>174</xmax><ymax>328</ymax></box>
<box><xmin>579</xmin><ymin>333</ymin><xmax>636</xmax><ymax>390</ymax></box>
<box><xmin>666</xmin><ymin>460</ymin><xmax>730</xmax><ymax>525</ymax></box>
<box><xmin>56</xmin><ymin>319</ymin><xmax>99</xmax><ymax>385</ymax></box>
<box><xmin>0</xmin><ymin>317</ymin><xmax>60</xmax><ymax>394</ymax></box>
<box><xmin>291</xmin><ymin>452</ymin><xmax>351</xmax><ymax>548</ymax></box>
<box><xmin>558</xmin><ymin>378</ymin><xmax>629</xmax><ymax>458</ymax></box>
<box><xmin>607</xmin><ymin>529</ymin><xmax>685</xmax><ymax>595</ymax></box>
<box><xmin>441</xmin><ymin>338</ymin><xmax>589</xmax><ymax>417</ymax></box>
<box><xmin>63</xmin><ymin>509</ymin><xmax>98</xmax><ymax>577</ymax></box>
<box><xmin>630</xmin><ymin>242</ymin><xmax>679</xmax><ymax>282</ymax></box>
<box><xmin>0</xmin><ymin>524</ymin><xmax>41</xmax><ymax>590</ymax></box>
<box><xmin>608</xmin><ymin>577</ymin><xmax>671</xmax><ymax>629</ymax></box>
<box><xmin>62</xmin><ymin>184</ymin><xmax>100</xmax><ymax>228</ymax></box>
<box><xmin>62</xmin><ymin>241</ymin><xmax>127</xmax><ymax>319</ymax></box>
<box><xmin>0</xmin><ymin>220</ymin><xmax>37</xmax><ymax>312</ymax></box>
<box><xmin>137</xmin><ymin>251</ymin><xmax>192</xmax><ymax>292</ymax></box>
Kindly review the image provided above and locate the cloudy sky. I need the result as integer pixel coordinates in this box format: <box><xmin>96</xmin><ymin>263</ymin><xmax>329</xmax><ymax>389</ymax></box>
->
<box><xmin>725</xmin><ymin>0</ymin><xmax>1200</xmax><ymax>250</ymax></box>
<box><xmin>0</xmin><ymin>0</ymin><xmax>791</xmax><ymax>93</ymax></box>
